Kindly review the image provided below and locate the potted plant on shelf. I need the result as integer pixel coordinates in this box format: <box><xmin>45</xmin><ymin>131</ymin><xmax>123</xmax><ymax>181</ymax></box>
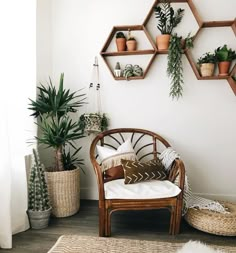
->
<box><xmin>126</xmin><ymin>29</ymin><xmax>137</xmax><ymax>51</ymax></box>
<box><xmin>154</xmin><ymin>1</ymin><xmax>184</xmax><ymax>50</ymax></box>
<box><xmin>197</xmin><ymin>52</ymin><xmax>216</xmax><ymax>77</ymax></box>
<box><xmin>27</xmin><ymin>149</ymin><xmax>51</xmax><ymax>229</ymax></box>
<box><xmin>78</xmin><ymin>113</ymin><xmax>108</xmax><ymax>135</ymax></box>
<box><xmin>167</xmin><ymin>33</ymin><xmax>194</xmax><ymax>99</ymax></box>
<box><xmin>123</xmin><ymin>64</ymin><xmax>143</xmax><ymax>80</ymax></box>
<box><xmin>28</xmin><ymin>73</ymin><xmax>86</xmax><ymax>217</ymax></box>
<box><xmin>116</xmin><ymin>32</ymin><xmax>126</xmax><ymax>52</ymax></box>
<box><xmin>215</xmin><ymin>45</ymin><xmax>236</xmax><ymax>76</ymax></box>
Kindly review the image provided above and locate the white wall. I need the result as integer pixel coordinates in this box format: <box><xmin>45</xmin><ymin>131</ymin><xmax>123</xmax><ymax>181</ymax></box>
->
<box><xmin>37</xmin><ymin>0</ymin><xmax>236</xmax><ymax>201</ymax></box>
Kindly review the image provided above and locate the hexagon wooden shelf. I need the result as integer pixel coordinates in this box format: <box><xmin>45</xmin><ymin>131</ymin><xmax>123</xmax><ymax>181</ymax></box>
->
<box><xmin>100</xmin><ymin>25</ymin><xmax>157</xmax><ymax>80</ymax></box>
<box><xmin>100</xmin><ymin>0</ymin><xmax>236</xmax><ymax>96</ymax></box>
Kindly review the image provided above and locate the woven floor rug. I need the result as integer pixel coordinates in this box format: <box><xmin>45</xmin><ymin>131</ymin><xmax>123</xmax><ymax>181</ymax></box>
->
<box><xmin>47</xmin><ymin>235</ymin><xmax>236</xmax><ymax>253</ymax></box>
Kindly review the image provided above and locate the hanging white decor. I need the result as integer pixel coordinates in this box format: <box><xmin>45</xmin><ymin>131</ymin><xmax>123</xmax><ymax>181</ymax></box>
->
<box><xmin>79</xmin><ymin>57</ymin><xmax>108</xmax><ymax>135</ymax></box>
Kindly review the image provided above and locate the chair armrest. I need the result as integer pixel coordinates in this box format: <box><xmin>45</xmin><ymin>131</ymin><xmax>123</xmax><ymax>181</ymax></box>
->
<box><xmin>168</xmin><ymin>158</ymin><xmax>185</xmax><ymax>191</ymax></box>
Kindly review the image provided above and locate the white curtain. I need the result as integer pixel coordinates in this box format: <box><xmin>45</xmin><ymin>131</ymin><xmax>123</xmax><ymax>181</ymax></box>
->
<box><xmin>0</xmin><ymin>0</ymin><xmax>36</xmax><ymax>249</ymax></box>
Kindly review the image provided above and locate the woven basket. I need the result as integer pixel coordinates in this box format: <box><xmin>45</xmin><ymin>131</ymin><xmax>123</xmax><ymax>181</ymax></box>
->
<box><xmin>199</xmin><ymin>63</ymin><xmax>215</xmax><ymax>77</ymax></box>
<box><xmin>84</xmin><ymin>114</ymin><xmax>102</xmax><ymax>134</ymax></box>
<box><xmin>45</xmin><ymin>168</ymin><xmax>80</xmax><ymax>217</ymax></box>
<box><xmin>185</xmin><ymin>202</ymin><xmax>236</xmax><ymax>236</ymax></box>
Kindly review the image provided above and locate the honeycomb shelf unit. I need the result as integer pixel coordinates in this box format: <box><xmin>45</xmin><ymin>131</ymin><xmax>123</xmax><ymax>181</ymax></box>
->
<box><xmin>100</xmin><ymin>0</ymin><xmax>236</xmax><ymax>95</ymax></box>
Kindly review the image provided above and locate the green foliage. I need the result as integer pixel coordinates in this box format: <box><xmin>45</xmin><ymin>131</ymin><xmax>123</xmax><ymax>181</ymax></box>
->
<box><xmin>123</xmin><ymin>64</ymin><xmax>143</xmax><ymax>80</ymax></box>
<box><xmin>78</xmin><ymin>113</ymin><xmax>109</xmax><ymax>134</ymax></box>
<box><xmin>184</xmin><ymin>33</ymin><xmax>194</xmax><ymax>49</ymax></box>
<box><xmin>215</xmin><ymin>45</ymin><xmax>236</xmax><ymax>62</ymax></box>
<box><xmin>116</xmin><ymin>32</ymin><xmax>126</xmax><ymax>39</ymax></box>
<box><xmin>154</xmin><ymin>1</ymin><xmax>184</xmax><ymax>34</ymax></box>
<box><xmin>29</xmin><ymin>73</ymin><xmax>86</xmax><ymax>171</ymax></box>
<box><xmin>62</xmin><ymin>147</ymin><xmax>85</xmax><ymax>172</ymax></box>
<box><xmin>28</xmin><ymin>149</ymin><xmax>50</xmax><ymax>211</ymax></box>
<box><xmin>197</xmin><ymin>52</ymin><xmax>216</xmax><ymax>64</ymax></box>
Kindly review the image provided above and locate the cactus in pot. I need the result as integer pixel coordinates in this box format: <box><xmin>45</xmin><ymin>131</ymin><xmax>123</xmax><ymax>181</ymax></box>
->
<box><xmin>27</xmin><ymin>149</ymin><xmax>51</xmax><ymax>229</ymax></box>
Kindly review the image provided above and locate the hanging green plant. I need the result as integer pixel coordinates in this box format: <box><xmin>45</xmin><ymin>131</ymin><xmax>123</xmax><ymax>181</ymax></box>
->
<box><xmin>167</xmin><ymin>33</ymin><xmax>194</xmax><ymax>99</ymax></box>
<box><xmin>78</xmin><ymin>113</ymin><xmax>109</xmax><ymax>135</ymax></box>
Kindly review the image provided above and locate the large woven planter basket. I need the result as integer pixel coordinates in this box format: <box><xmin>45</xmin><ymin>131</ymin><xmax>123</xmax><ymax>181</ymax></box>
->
<box><xmin>45</xmin><ymin>168</ymin><xmax>80</xmax><ymax>217</ymax></box>
<box><xmin>185</xmin><ymin>202</ymin><xmax>236</xmax><ymax>236</ymax></box>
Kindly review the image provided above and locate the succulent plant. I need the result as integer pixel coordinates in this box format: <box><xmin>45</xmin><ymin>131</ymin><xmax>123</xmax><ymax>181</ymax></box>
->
<box><xmin>116</xmin><ymin>32</ymin><xmax>126</xmax><ymax>39</ymax></box>
<box><xmin>28</xmin><ymin>149</ymin><xmax>51</xmax><ymax>211</ymax></box>
<box><xmin>215</xmin><ymin>45</ymin><xmax>236</xmax><ymax>62</ymax></box>
<box><xmin>123</xmin><ymin>64</ymin><xmax>143</xmax><ymax>80</ymax></box>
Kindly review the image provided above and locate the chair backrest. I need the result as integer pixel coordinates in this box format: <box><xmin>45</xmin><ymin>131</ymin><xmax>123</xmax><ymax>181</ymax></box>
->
<box><xmin>90</xmin><ymin>128</ymin><xmax>171</xmax><ymax>190</ymax></box>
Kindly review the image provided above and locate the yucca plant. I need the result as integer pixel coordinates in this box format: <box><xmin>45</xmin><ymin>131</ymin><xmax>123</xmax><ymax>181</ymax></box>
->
<box><xmin>28</xmin><ymin>73</ymin><xmax>86</xmax><ymax>171</ymax></box>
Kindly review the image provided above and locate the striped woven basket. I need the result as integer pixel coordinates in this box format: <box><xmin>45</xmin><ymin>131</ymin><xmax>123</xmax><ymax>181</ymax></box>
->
<box><xmin>185</xmin><ymin>201</ymin><xmax>236</xmax><ymax>236</ymax></box>
<box><xmin>45</xmin><ymin>168</ymin><xmax>80</xmax><ymax>217</ymax></box>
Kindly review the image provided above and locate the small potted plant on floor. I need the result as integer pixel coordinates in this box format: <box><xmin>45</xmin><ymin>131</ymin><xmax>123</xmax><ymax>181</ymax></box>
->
<box><xmin>126</xmin><ymin>29</ymin><xmax>137</xmax><ymax>51</ymax></box>
<box><xmin>197</xmin><ymin>52</ymin><xmax>216</xmax><ymax>77</ymax></box>
<box><xmin>27</xmin><ymin>149</ymin><xmax>51</xmax><ymax>229</ymax></box>
<box><xmin>215</xmin><ymin>45</ymin><xmax>236</xmax><ymax>76</ymax></box>
<box><xmin>116</xmin><ymin>32</ymin><xmax>126</xmax><ymax>52</ymax></box>
<box><xmin>154</xmin><ymin>1</ymin><xmax>184</xmax><ymax>50</ymax></box>
<box><xmin>28</xmin><ymin>73</ymin><xmax>86</xmax><ymax>217</ymax></box>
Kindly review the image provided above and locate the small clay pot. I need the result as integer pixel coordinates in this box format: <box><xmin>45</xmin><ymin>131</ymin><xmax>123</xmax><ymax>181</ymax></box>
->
<box><xmin>126</xmin><ymin>40</ymin><xmax>137</xmax><ymax>51</ymax></box>
<box><xmin>116</xmin><ymin>38</ymin><xmax>126</xmax><ymax>52</ymax></box>
<box><xmin>218</xmin><ymin>61</ymin><xmax>231</xmax><ymax>76</ymax></box>
<box><xmin>156</xmin><ymin>34</ymin><xmax>171</xmax><ymax>50</ymax></box>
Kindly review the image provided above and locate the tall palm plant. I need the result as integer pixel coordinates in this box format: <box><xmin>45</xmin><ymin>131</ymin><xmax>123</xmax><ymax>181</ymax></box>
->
<box><xmin>28</xmin><ymin>73</ymin><xmax>86</xmax><ymax>171</ymax></box>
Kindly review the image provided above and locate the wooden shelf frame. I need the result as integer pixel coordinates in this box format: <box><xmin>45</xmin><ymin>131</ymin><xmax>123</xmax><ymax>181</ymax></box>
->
<box><xmin>100</xmin><ymin>25</ymin><xmax>157</xmax><ymax>80</ymax></box>
<box><xmin>100</xmin><ymin>1</ymin><xmax>236</xmax><ymax>96</ymax></box>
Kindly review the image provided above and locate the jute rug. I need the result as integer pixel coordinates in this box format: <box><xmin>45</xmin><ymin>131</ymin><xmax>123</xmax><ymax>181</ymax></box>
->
<box><xmin>47</xmin><ymin>235</ymin><xmax>236</xmax><ymax>253</ymax></box>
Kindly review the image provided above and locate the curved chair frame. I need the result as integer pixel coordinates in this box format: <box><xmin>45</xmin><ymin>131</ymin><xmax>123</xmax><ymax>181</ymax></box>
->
<box><xmin>90</xmin><ymin>128</ymin><xmax>185</xmax><ymax>236</ymax></box>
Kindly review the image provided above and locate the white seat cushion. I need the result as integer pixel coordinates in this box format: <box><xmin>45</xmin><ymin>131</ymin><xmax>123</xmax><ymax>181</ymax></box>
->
<box><xmin>104</xmin><ymin>179</ymin><xmax>181</xmax><ymax>200</ymax></box>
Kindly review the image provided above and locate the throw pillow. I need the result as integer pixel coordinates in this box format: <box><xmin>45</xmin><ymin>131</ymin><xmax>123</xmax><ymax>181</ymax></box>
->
<box><xmin>96</xmin><ymin>139</ymin><xmax>137</xmax><ymax>172</ymax></box>
<box><xmin>121</xmin><ymin>159</ymin><xmax>168</xmax><ymax>184</ymax></box>
<box><xmin>104</xmin><ymin>165</ymin><xmax>124</xmax><ymax>183</ymax></box>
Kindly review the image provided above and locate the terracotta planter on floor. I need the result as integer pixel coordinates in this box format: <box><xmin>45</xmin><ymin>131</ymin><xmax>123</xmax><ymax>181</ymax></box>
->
<box><xmin>200</xmin><ymin>63</ymin><xmax>215</xmax><ymax>77</ymax></box>
<box><xmin>126</xmin><ymin>40</ymin><xmax>137</xmax><ymax>51</ymax></box>
<box><xmin>218</xmin><ymin>61</ymin><xmax>231</xmax><ymax>76</ymax></box>
<box><xmin>156</xmin><ymin>34</ymin><xmax>171</xmax><ymax>50</ymax></box>
<box><xmin>116</xmin><ymin>38</ymin><xmax>126</xmax><ymax>52</ymax></box>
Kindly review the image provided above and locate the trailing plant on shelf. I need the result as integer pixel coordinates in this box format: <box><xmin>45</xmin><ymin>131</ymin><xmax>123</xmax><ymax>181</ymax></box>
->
<box><xmin>116</xmin><ymin>31</ymin><xmax>126</xmax><ymax>52</ymax></box>
<box><xmin>167</xmin><ymin>33</ymin><xmax>194</xmax><ymax>99</ymax></box>
<box><xmin>123</xmin><ymin>64</ymin><xmax>143</xmax><ymax>80</ymax></box>
<box><xmin>197</xmin><ymin>52</ymin><xmax>216</xmax><ymax>77</ymax></box>
<box><xmin>27</xmin><ymin>149</ymin><xmax>51</xmax><ymax>229</ymax></box>
<box><xmin>154</xmin><ymin>1</ymin><xmax>184</xmax><ymax>50</ymax></box>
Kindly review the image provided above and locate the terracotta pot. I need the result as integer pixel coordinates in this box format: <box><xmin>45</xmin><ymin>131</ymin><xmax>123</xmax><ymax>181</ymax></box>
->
<box><xmin>199</xmin><ymin>63</ymin><xmax>215</xmax><ymax>77</ymax></box>
<box><xmin>156</xmin><ymin>34</ymin><xmax>171</xmax><ymax>50</ymax></box>
<box><xmin>218</xmin><ymin>61</ymin><xmax>231</xmax><ymax>76</ymax></box>
<box><xmin>116</xmin><ymin>38</ymin><xmax>126</xmax><ymax>52</ymax></box>
<box><xmin>126</xmin><ymin>40</ymin><xmax>137</xmax><ymax>51</ymax></box>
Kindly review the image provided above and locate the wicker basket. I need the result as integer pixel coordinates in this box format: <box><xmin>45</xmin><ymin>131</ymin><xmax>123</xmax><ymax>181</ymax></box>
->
<box><xmin>185</xmin><ymin>202</ymin><xmax>236</xmax><ymax>236</ymax></box>
<box><xmin>45</xmin><ymin>168</ymin><xmax>80</xmax><ymax>217</ymax></box>
<box><xmin>84</xmin><ymin>114</ymin><xmax>102</xmax><ymax>134</ymax></box>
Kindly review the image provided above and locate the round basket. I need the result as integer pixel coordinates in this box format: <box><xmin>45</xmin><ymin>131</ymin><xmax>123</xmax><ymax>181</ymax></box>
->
<box><xmin>84</xmin><ymin>114</ymin><xmax>102</xmax><ymax>134</ymax></box>
<box><xmin>45</xmin><ymin>168</ymin><xmax>80</xmax><ymax>217</ymax></box>
<box><xmin>185</xmin><ymin>202</ymin><xmax>236</xmax><ymax>236</ymax></box>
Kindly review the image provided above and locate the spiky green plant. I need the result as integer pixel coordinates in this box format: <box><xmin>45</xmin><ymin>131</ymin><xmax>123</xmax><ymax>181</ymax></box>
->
<box><xmin>28</xmin><ymin>73</ymin><xmax>86</xmax><ymax>171</ymax></box>
<box><xmin>154</xmin><ymin>1</ymin><xmax>184</xmax><ymax>34</ymax></box>
<box><xmin>28</xmin><ymin>149</ymin><xmax>50</xmax><ymax>211</ymax></box>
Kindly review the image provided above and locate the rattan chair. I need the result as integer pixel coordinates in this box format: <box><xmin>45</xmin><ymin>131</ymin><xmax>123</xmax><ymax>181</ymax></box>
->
<box><xmin>90</xmin><ymin>128</ymin><xmax>185</xmax><ymax>236</ymax></box>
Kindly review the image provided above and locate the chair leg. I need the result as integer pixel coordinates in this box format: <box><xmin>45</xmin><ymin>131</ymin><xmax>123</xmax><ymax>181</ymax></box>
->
<box><xmin>169</xmin><ymin>206</ymin><xmax>176</xmax><ymax>235</ymax></box>
<box><xmin>174</xmin><ymin>202</ymin><xmax>182</xmax><ymax>234</ymax></box>
<box><xmin>99</xmin><ymin>207</ymin><xmax>105</xmax><ymax>237</ymax></box>
<box><xmin>104</xmin><ymin>208</ymin><xmax>111</xmax><ymax>236</ymax></box>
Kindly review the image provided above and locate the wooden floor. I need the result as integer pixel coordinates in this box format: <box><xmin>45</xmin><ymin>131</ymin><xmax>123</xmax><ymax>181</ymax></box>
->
<box><xmin>2</xmin><ymin>200</ymin><xmax>236</xmax><ymax>252</ymax></box>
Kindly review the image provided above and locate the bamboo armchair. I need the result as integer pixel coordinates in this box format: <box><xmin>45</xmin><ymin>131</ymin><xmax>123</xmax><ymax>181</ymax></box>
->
<box><xmin>90</xmin><ymin>128</ymin><xmax>185</xmax><ymax>236</ymax></box>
